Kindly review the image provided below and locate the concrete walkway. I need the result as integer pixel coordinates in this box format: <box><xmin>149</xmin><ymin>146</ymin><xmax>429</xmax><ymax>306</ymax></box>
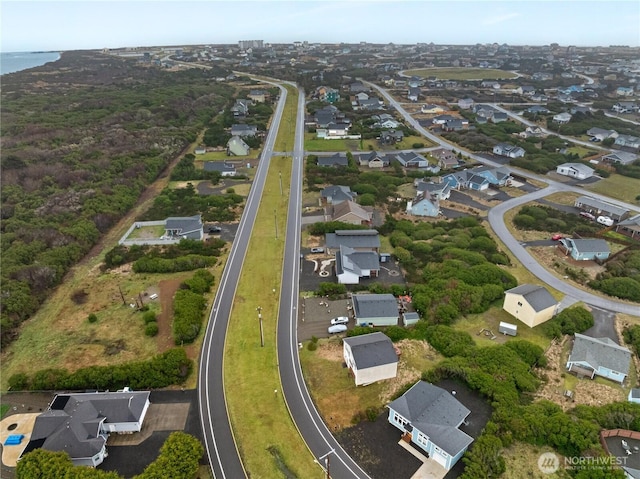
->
<box><xmin>398</xmin><ymin>439</ymin><xmax>447</xmax><ymax>479</ymax></box>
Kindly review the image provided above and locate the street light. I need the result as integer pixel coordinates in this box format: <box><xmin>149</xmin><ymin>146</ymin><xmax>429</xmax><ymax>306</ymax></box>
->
<box><xmin>317</xmin><ymin>449</ymin><xmax>334</xmax><ymax>479</ymax></box>
<box><xmin>256</xmin><ymin>306</ymin><xmax>264</xmax><ymax>347</ymax></box>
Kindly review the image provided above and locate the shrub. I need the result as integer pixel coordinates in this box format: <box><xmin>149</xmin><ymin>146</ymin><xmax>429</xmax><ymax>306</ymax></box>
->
<box><xmin>365</xmin><ymin>406</ymin><xmax>379</xmax><ymax>422</ymax></box>
<box><xmin>87</xmin><ymin>313</ymin><xmax>98</xmax><ymax>323</ymax></box>
<box><xmin>307</xmin><ymin>341</ymin><xmax>318</xmax><ymax>351</ymax></box>
<box><xmin>142</xmin><ymin>311</ymin><xmax>157</xmax><ymax>324</ymax></box>
<box><xmin>145</xmin><ymin>322</ymin><xmax>159</xmax><ymax>337</ymax></box>
<box><xmin>8</xmin><ymin>372</ymin><xmax>29</xmax><ymax>391</ymax></box>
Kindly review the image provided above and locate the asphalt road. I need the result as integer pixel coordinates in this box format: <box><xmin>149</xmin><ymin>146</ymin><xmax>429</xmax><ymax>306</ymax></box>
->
<box><xmin>198</xmin><ymin>81</ymin><xmax>288</xmax><ymax>479</ymax></box>
<box><xmin>277</xmin><ymin>84</ymin><xmax>372</xmax><ymax>479</ymax></box>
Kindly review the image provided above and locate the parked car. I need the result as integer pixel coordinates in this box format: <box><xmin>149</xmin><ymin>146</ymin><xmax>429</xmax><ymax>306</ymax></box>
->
<box><xmin>330</xmin><ymin>316</ymin><xmax>349</xmax><ymax>325</ymax></box>
<box><xmin>310</xmin><ymin>247</ymin><xmax>325</xmax><ymax>253</ymax></box>
<box><xmin>328</xmin><ymin>324</ymin><xmax>348</xmax><ymax>334</ymax></box>
<box><xmin>208</xmin><ymin>226</ymin><xmax>222</xmax><ymax>233</ymax></box>
<box><xmin>551</xmin><ymin>234</ymin><xmax>563</xmax><ymax>241</ymax></box>
<box><xmin>597</xmin><ymin>216</ymin><xmax>614</xmax><ymax>227</ymax></box>
<box><xmin>579</xmin><ymin>211</ymin><xmax>596</xmax><ymax>221</ymax></box>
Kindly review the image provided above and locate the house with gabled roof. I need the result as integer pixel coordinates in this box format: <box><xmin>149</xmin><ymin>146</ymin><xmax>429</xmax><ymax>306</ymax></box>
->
<box><xmin>394</xmin><ymin>151</ymin><xmax>428</xmax><ymax>168</ymax></box>
<box><xmin>317</xmin><ymin>153</ymin><xmax>348</xmax><ymax>167</ymax></box>
<box><xmin>352</xmin><ymin>293</ymin><xmax>399</xmax><ymax>326</ymax></box>
<box><xmin>204</xmin><ymin>161</ymin><xmax>237</xmax><ymax>176</ymax></box>
<box><xmin>493</xmin><ymin>143</ymin><xmax>525</xmax><ymax>158</ymax></box>
<box><xmin>336</xmin><ymin>245</ymin><xmax>380</xmax><ymax>284</ymax></box>
<box><xmin>231</xmin><ymin>124</ymin><xmax>258</xmax><ymax>137</ymax></box>
<box><xmin>320</xmin><ymin>185</ymin><xmax>356</xmax><ymax>205</ymax></box>
<box><xmin>601</xmin><ymin>151</ymin><xmax>638</xmax><ymax>166</ymax></box>
<box><xmin>406</xmin><ymin>192</ymin><xmax>440</xmax><ymax>217</ymax></box>
<box><xmin>503</xmin><ymin>284</ymin><xmax>558</xmax><ymax>328</ymax></box>
<box><xmin>387</xmin><ymin>381</ymin><xmax>473</xmax><ymax>470</ymax></box>
<box><xmin>165</xmin><ymin>215</ymin><xmax>204</xmax><ymax>240</ymax></box>
<box><xmin>325</xmin><ymin>229</ymin><xmax>380</xmax><ymax>253</ymax></box>
<box><xmin>566</xmin><ymin>333</ymin><xmax>631</xmax><ymax>383</ymax></box>
<box><xmin>442</xmin><ymin>170</ymin><xmax>490</xmax><ymax>191</ymax></box>
<box><xmin>612</xmin><ymin>101</ymin><xmax>638</xmax><ymax>113</ymax></box>
<box><xmin>343</xmin><ymin>332</ymin><xmax>398</xmax><ymax>386</ymax></box>
<box><xmin>247</xmin><ymin>89</ymin><xmax>267</xmax><ymax>103</ymax></box>
<box><xmin>558</xmin><ymin>238</ymin><xmax>611</xmax><ymax>261</ymax></box>
<box><xmin>22</xmin><ymin>390</ymin><xmax>150</xmax><ymax>467</ymax></box>
<box><xmin>614</xmin><ymin>134</ymin><xmax>640</xmax><ymax>150</ymax></box>
<box><xmin>416</xmin><ymin>180</ymin><xmax>451</xmax><ymax>200</ymax></box>
<box><xmin>421</xmin><ymin>104</ymin><xmax>446</xmax><ymax>114</ymax></box>
<box><xmin>615</xmin><ymin>214</ymin><xmax>640</xmax><ymax>240</ymax></box>
<box><xmin>586</xmin><ymin>127</ymin><xmax>618</xmax><ymax>141</ymax></box>
<box><xmin>553</xmin><ymin>112</ymin><xmax>572</xmax><ymax>124</ymax></box>
<box><xmin>379</xmin><ymin>130</ymin><xmax>404</xmax><ymax>144</ymax></box>
<box><xmin>525</xmin><ymin>105</ymin><xmax>549</xmax><ymax>115</ymax></box>
<box><xmin>226</xmin><ymin>136</ymin><xmax>250</xmax><ymax>156</ymax></box>
<box><xmin>332</xmin><ymin>200</ymin><xmax>372</xmax><ymax>225</ymax></box>
<box><xmin>408</xmin><ymin>87</ymin><xmax>421</xmax><ymax>102</ymax></box>
<box><xmin>231</xmin><ymin>99</ymin><xmax>251</xmax><ymax>117</ymax></box>
<box><xmin>458</xmin><ymin>97</ymin><xmax>474</xmax><ymax>110</ymax></box>
<box><xmin>354</xmin><ymin>151</ymin><xmax>390</xmax><ymax>168</ymax></box>
<box><xmin>429</xmin><ymin>148</ymin><xmax>459</xmax><ymax>169</ymax></box>
<box><xmin>574</xmin><ymin>196</ymin><xmax>630</xmax><ymax>221</ymax></box>
<box><xmin>470</xmin><ymin>166</ymin><xmax>512</xmax><ymax>186</ymax></box>
<box><xmin>556</xmin><ymin>162</ymin><xmax>594</xmax><ymax>180</ymax></box>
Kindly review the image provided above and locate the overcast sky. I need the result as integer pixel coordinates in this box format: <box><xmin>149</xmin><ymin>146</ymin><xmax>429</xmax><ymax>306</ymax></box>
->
<box><xmin>2</xmin><ymin>0</ymin><xmax>639</xmax><ymax>52</ymax></box>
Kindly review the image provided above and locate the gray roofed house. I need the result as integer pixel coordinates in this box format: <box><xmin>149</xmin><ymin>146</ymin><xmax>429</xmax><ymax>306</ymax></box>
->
<box><xmin>586</xmin><ymin>127</ymin><xmax>618</xmax><ymax>141</ymax></box>
<box><xmin>204</xmin><ymin>161</ymin><xmax>237</xmax><ymax>176</ymax></box>
<box><xmin>325</xmin><ymin>229</ymin><xmax>380</xmax><ymax>253</ymax></box>
<box><xmin>503</xmin><ymin>284</ymin><xmax>558</xmax><ymax>328</ymax></box>
<box><xmin>352</xmin><ymin>293</ymin><xmax>399</xmax><ymax>327</ymax></box>
<box><xmin>574</xmin><ymin>196</ymin><xmax>630</xmax><ymax>221</ymax></box>
<box><xmin>629</xmin><ymin>388</ymin><xmax>640</xmax><ymax>404</ymax></box>
<box><xmin>416</xmin><ymin>181</ymin><xmax>451</xmax><ymax>200</ymax></box>
<box><xmin>394</xmin><ymin>151</ymin><xmax>428</xmax><ymax>168</ymax></box>
<box><xmin>567</xmin><ymin>333</ymin><xmax>631</xmax><ymax>383</ymax></box>
<box><xmin>343</xmin><ymin>332</ymin><xmax>398</xmax><ymax>386</ymax></box>
<box><xmin>320</xmin><ymin>185</ymin><xmax>356</xmax><ymax>205</ymax></box>
<box><xmin>493</xmin><ymin>143</ymin><xmax>525</xmax><ymax>158</ymax></box>
<box><xmin>336</xmin><ymin>245</ymin><xmax>380</xmax><ymax>284</ymax></box>
<box><xmin>387</xmin><ymin>381</ymin><xmax>473</xmax><ymax>470</ymax></box>
<box><xmin>165</xmin><ymin>214</ymin><xmax>204</xmax><ymax>240</ymax></box>
<box><xmin>354</xmin><ymin>151</ymin><xmax>391</xmax><ymax>168</ymax></box>
<box><xmin>491</xmin><ymin>112</ymin><xmax>508</xmax><ymax>123</ymax></box>
<box><xmin>556</xmin><ymin>162</ymin><xmax>594</xmax><ymax>180</ymax></box>
<box><xmin>317</xmin><ymin>153</ymin><xmax>348</xmax><ymax>167</ymax></box>
<box><xmin>22</xmin><ymin>390</ymin><xmax>150</xmax><ymax>467</ymax></box>
<box><xmin>616</xmin><ymin>213</ymin><xmax>640</xmax><ymax>239</ymax></box>
<box><xmin>615</xmin><ymin>134</ymin><xmax>640</xmax><ymax>149</ymax></box>
<box><xmin>559</xmin><ymin>238</ymin><xmax>611</xmax><ymax>261</ymax></box>
<box><xmin>230</xmin><ymin>123</ymin><xmax>258</xmax><ymax>137</ymax></box>
<box><xmin>601</xmin><ymin>151</ymin><xmax>638</xmax><ymax>165</ymax></box>
<box><xmin>226</xmin><ymin>135</ymin><xmax>250</xmax><ymax>156</ymax></box>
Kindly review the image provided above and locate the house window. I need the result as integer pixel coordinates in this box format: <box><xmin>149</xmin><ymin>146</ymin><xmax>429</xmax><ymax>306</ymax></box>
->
<box><xmin>393</xmin><ymin>412</ymin><xmax>407</xmax><ymax>427</ymax></box>
<box><xmin>416</xmin><ymin>432</ymin><xmax>429</xmax><ymax>447</ymax></box>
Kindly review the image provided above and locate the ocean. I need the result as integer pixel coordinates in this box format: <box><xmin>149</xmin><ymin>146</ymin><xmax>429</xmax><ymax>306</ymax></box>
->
<box><xmin>0</xmin><ymin>51</ymin><xmax>61</xmax><ymax>75</ymax></box>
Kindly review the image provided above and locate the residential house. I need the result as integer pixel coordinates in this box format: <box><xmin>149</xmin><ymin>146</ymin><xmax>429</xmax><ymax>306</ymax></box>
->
<box><xmin>471</xmin><ymin>166</ymin><xmax>512</xmax><ymax>186</ymax></box>
<box><xmin>376</xmin><ymin>118</ymin><xmax>400</xmax><ymax>129</ymax></box>
<box><xmin>473</xmin><ymin>104</ymin><xmax>497</xmax><ymax>120</ymax></box>
<box><xmin>332</xmin><ymin>200</ymin><xmax>372</xmax><ymax>225</ymax></box>
<box><xmin>570</xmin><ymin>106</ymin><xmax>591</xmax><ymax>115</ymax></box>
<box><xmin>226</xmin><ymin>136</ymin><xmax>250</xmax><ymax>156</ymax></box>
<box><xmin>432</xmin><ymin>114</ymin><xmax>458</xmax><ymax>125</ymax></box>
<box><xmin>164</xmin><ymin>215</ymin><xmax>204</xmax><ymax>240</ymax></box>
<box><xmin>22</xmin><ymin>390</ymin><xmax>150</xmax><ymax>467</ymax></box>
<box><xmin>442</xmin><ymin>170</ymin><xmax>490</xmax><ymax>191</ymax></box>
<box><xmin>316</xmin><ymin>86</ymin><xmax>339</xmax><ymax>103</ymax></box>
<box><xmin>430</xmin><ymin>148</ymin><xmax>459</xmax><ymax>169</ymax></box>
<box><xmin>481</xmin><ymin>80</ymin><xmax>501</xmax><ymax>89</ymax></box>
<box><xmin>354</xmin><ymin>151</ymin><xmax>390</xmax><ymax>168</ymax></box>
<box><xmin>614</xmin><ymin>134</ymin><xmax>640</xmax><ymax>150</ymax></box>
<box><xmin>317</xmin><ymin>153</ymin><xmax>349</xmax><ymax>167</ymax></box>
<box><xmin>458</xmin><ymin>97</ymin><xmax>474</xmax><ymax>110</ymax></box>
<box><xmin>616</xmin><ymin>86</ymin><xmax>634</xmax><ymax>97</ymax></box>
<box><xmin>616</xmin><ymin>214</ymin><xmax>640</xmax><ymax>240</ymax></box>
<box><xmin>612</xmin><ymin>101</ymin><xmax>638</xmax><ymax>113</ymax></box>
<box><xmin>343</xmin><ymin>332</ymin><xmax>398</xmax><ymax>386</ymax></box>
<box><xmin>387</xmin><ymin>381</ymin><xmax>473</xmax><ymax>471</ymax></box>
<box><xmin>406</xmin><ymin>192</ymin><xmax>440</xmax><ymax>217</ymax></box>
<box><xmin>394</xmin><ymin>151</ymin><xmax>429</xmax><ymax>168</ymax></box>
<box><xmin>352</xmin><ymin>293</ymin><xmax>399</xmax><ymax>326</ymax></box>
<box><xmin>574</xmin><ymin>196</ymin><xmax>630</xmax><ymax>221</ymax></box>
<box><xmin>349</xmin><ymin>81</ymin><xmax>369</xmax><ymax>93</ymax></box>
<box><xmin>204</xmin><ymin>161</ymin><xmax>237</xmax><ymax>177</ymax></box>
<box><xmin>317</xmin><ymin>122</ymin><xmax>352</xmax><ymax>139</ymax></box>
<box><xmin>530</xmin><ymin>93</ymin><xmax>548</xmax><ymax>102</ymax></box>
<box><xmin>519</xmin><ymin>125</ymin><xmax>546</xmax><ymax>139</ymax></box>
<box><xmin>379</xmin><ymin>130</ymin><xmax>404</xmax><ymax>145</ymax></box>
<box><xmin>325</xmin><ymin>229</ymin><xmax>380</xmax><ymax>254</ymax></box>
<box><xmin>532</xmin><ymin>72</ymin><xmax>553</xmax><ymax>81</ymax></box>
<box><xmin>416</xmin><ymin>180</ymin><xmax>451</xmax><ymax>201</ymax></box>
<box><xmin>408</xmin><ymin>87</ymin><xmax>421</xmax><ymax>102</ymax></box>
<box><xmin>566</xmin><ymin>333</ymin><xmax>632</xmax><ymax>383</ymax></box>
<box><xmin>493</xmin><ymin>143</ymin><xmax>526</xmax><ymax>158</ymax></box>
<box><xmin>194</xmin><ymin>146</ymin><xmax>207</xmax><ymax>155</ymax></box>
<box><xmin>552</xmin><ymin>112</ymin><xmax>572</xmax><ymax>124</ymax></box>
<box><xmin>503</xmin><ymin>284</ymin><xmax>558</xmax><ymax>328</ymax></box>
<box><xmin>443</xmin><ymin>118</ymin><xmax>469</xmax><ymax>131</ymax></box>
<box><xmin>586</xmin><ymin>127</ymin><xmax>618</xmax><ymax>141</ymax></box>
<box><xmin>247</xmin><ymin>89</ymin><xmax>267</xmax><ymax>103</ymax></box>
<box><xmin>556</xmin><ymin>162</ymin><xmax>595</xmax><ymax>180</ymax></box>
<box><xmin>357</xmin><ymin>97</ymin><xmax>384</xmax><ymax>111</ymax></box>
<box><xmin>601</xmin><ymin>151</ymin><xmax>638</xmax><ymax>166</ymax></box>
<box><xmin>421</xmin><ymin>104</ymin><xmax>446</xmax><ymax>114</ymax></box>
<box><xmin>320</xmin><ymin>185</ymin><xmax>356</xmax><ymax>205</ymax></box>
<box><xmin>525</xmin><ymin>105</ymin><xmax>550</xmax><ymax>115</ymax></box>
<box><xmin>491</xmin><ymin>112</ymin><xmax>508</xmax><ymax>123</ymax></box>
<box><xmin>230</xmin><ymin>99</ymin><xmax>251</xmax><ymax>117</ymax></box>
<box><xmin>336</xmin><ymin>245</ymin><xmax>380</xmax><ymax>284</ymax></box>
<box><xmin>516</xmin><ymin>85</ymin><xmax>535</xmax><ymax>96</ymax></box>
<box><xmin>354</xmin><ymin>92</ymin><xmax>369</xmax><ymax>102</ymax></box>
<box><xmin>558</xmin><ymin>238</ymin><xmax>611</xmax><ymax>261</ymax></box>
<box><xmin>629</xmin><ymin>389</ymin><xmax>640</xmax><ymax>404</ymax></box>
<box><xmin>231</xmin><ymin>124</ymin><xmax>258</xmax><ymax>137</ymax></box>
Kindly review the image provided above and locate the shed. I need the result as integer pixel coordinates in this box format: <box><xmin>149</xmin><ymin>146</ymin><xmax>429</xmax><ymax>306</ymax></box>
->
<box><xmin>402</xmin><ymin>312</ymin><xmax>420</xmax><ymax>326</ymax></box>
<box><xmin>498</xmin><ymin>322</ymin><xmax>517</xmax><ymax>337</ymax></box>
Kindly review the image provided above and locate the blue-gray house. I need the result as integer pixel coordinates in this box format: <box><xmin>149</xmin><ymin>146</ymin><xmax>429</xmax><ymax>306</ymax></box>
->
<box><xmin>387</xmin><ymin>381</ymin><xmax>473</xmax><ymax>470</ymax></box>
<box><xmin>566</xmin><ymin>333</ymin><xmax>631</xmax><ymax>383</ymax></box>
<box><xmin>164</xmin><ymin>215</ymin><xmax>203</xmax><ymax>240</ymax></box>
<box><xmin>406</xmin><ymin>193</ymin><xmax>440</xmax><ymax>217</ymax></box>
<box><xmin>471</xmin><ymin>166</ymin><xmax>512</xmax><ymax>186</ymax></box>
<box><xmin>559</xmin><ymin>238</ymin><xmax>610</xmax><ymax>261</ymax></box>
<box><xmin>317</xmin><ymin>153</ymin><xmax>348</xmax><ymax>167</ymax></box>
<box><xmin>442</xmin><ymin>171</ymin><xmax>490</xmax><ymax>191</ymax></box>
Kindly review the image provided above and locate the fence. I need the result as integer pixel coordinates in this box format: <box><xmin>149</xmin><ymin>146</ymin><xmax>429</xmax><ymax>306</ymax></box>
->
<box><xmin>118</xmin><ymin>220</ymin><xmax>170</xmax><ymax>246</ymax></box>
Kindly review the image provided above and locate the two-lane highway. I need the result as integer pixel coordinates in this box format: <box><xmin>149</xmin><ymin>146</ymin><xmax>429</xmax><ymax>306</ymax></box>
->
<box><xmin>198</xmin><ymin>82</ymin><xmax>288</xmax><ymax>479</ymax></box>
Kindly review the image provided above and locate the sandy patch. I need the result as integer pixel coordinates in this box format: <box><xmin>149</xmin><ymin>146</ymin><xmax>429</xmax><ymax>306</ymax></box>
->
<box><xmin>0</xmin><ymin>413</ymin><xmax>39</xmax><ymax>467</ymax></box>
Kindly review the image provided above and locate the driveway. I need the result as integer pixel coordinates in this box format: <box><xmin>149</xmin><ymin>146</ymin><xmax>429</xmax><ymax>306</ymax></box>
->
<box><xmin>582</xmin><ymin>307</ymin><xmax>619</xmax><ymax>344</ymax></box>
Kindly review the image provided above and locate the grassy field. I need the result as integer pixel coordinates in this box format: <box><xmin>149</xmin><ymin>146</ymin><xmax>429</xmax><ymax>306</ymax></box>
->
<box><xmin>403</xmin><ymin>68</ymin><xmax>518</xmax><ymax>81</ymax></box>
<box><xmin>502</xmin><ymin>442</ymin><xmax>569</xmax><ymax>478</ymax></box>
<box><xmin>305</xmin><ymin>134</ymin><xmax>436</xmax><ymax>152</ymax></box>
<box><xmin>224</xmin><ymin>86</ymin><xmax>323</xmax><ymax>478</ymax></box>
<box><xmin>583</xmin><ymin>174</ymin><xmax>640</xmax><ymax>205</ymax></box>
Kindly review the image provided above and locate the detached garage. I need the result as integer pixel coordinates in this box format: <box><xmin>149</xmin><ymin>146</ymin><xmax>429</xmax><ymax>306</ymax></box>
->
<box><xmin>556</xmin><ymin>163</ymin><xmax>594</xmax><ymax>180</ymax></box>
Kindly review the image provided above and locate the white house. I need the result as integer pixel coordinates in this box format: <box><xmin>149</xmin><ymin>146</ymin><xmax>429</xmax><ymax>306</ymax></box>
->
<box><xmin>556</xmin><ymin>162</ymin><xmax>595</xmax><ymax>180</ymax></box>
<box><xmin>343</xmin><ymin>332</ymin><xmax>398</xmax><ymax>386</ymax></box>
<box><xmin>553</xmin><ymin>112</ymin><xmax>572</xmax><ymax>124</ymax></box>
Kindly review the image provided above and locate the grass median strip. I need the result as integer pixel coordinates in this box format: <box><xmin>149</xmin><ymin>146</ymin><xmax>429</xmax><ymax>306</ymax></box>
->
<box><xmin>224</xmin><ymin>87</ymin><xmax>322</xmax><ymax>478</ymax></box>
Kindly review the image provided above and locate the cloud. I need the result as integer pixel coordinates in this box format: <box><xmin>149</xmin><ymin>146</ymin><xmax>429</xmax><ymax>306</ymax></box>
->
<box><xmin>482</xmin><ymin>12</ymin><xmax>521</xmax><ymax>26</ymax></box>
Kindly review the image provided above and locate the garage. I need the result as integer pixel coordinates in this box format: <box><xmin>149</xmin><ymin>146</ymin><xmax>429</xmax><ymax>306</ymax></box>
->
<box><xmin>432</xmin><ymin>446</ymin><xmax>448</xmax><ymax>468</ymax></box>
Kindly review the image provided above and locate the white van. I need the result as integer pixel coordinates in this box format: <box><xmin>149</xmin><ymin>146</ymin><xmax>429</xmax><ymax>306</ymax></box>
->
<box><xmin>596</xmin><ymin>216</ymin><xmax>614</xmax><ymax>227</ymax></box>
<box><xmin>328</xmin><ymin>324</ymin><xmax>348</xmax><ymax>335</ymax></box>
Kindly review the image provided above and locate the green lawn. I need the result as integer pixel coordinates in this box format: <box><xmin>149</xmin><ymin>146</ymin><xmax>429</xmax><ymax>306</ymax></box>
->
<box><xmin>224</xmin><ymin>86</ymin><xmax>323</xmax><ymax>478</ymax></box>
<box><xmin>305</xmin><ymin>134</ymin><xmax>435</xmax><ymax>153</ymax></box>
<box><xmin>584</xmin><ymin>174</ymin><xmax>640</xmax><ymax>204</ymax></box>
<box><xmin>0</xmin><ymin>404</ymin><xmax>10</xmax><ymax>418</ymax></box>
<box><xmin>403</xmin><ymin>68</ymin><xmax>518</xmax><ymax>81</ymax></box>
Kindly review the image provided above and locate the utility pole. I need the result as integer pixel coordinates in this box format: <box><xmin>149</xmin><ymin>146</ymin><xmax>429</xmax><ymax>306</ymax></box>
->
<box><xmin>256</xmin><ymin>306</ymin><xmax>264</xmax><ymax>347</ymax></box>
<box><xmin>318</xmin><ymin>450</ymin><xmax>334</xmax><ymax>479</ymax></box>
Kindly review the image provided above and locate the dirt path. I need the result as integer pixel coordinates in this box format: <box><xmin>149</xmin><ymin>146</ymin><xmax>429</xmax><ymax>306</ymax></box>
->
<box><xmin>157</xmin><ymin>279</ymin><xmax>183</xmax><ymax>353</ymax></box>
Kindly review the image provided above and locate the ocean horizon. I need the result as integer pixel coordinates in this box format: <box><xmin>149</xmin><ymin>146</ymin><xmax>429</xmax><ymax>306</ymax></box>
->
<box><xmin>1</xmin><ymin>51</ymin><xmax>61</xmax><ymax>75</ymax></box>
